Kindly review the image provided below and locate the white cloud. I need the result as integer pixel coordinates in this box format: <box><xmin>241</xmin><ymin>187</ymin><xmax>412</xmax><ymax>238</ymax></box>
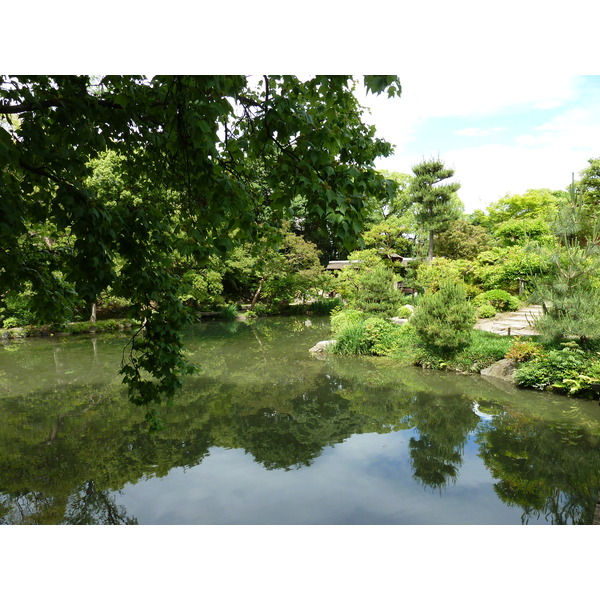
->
<box><xmin>358</xmin><ymin>75</ymin><xmax>599</xmax><ymax>212</ymax></box>
<box><xmin>443</xmin><ymin>144</ymin><xmax>590</xmax><ymax>213</ymax></box>
<box><xmin>454</xmin><ymin>127</ymin><xmax>506</xmax><ymax>137</ymax></box>
<box><xmin>534</xmin><ymin>99</ymin><xmax>564</xmax><ymax>110</ymax></box>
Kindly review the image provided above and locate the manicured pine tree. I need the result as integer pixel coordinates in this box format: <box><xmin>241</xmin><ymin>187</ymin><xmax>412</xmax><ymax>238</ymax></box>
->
<box><xmin>408</xmin><ymin>158</ymin><xmax>462</xmax><ymax>260</ymax></box>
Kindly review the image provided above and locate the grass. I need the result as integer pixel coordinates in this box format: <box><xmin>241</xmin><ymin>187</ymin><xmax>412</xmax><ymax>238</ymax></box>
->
<box><xmin>331</xmin><ymin>315</ymin><xmax>513</xmax><ymax>374</ymax></box>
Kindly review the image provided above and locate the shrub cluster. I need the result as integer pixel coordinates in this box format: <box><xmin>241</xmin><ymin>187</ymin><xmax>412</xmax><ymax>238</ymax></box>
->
<box><xmin>472</xmin><ymin>289</ymin><xmax>520</xmax><ymax>312</ymax></box>
<box><xmin>332</xmin><ymin>315</ymin><xmax>406</xmax><ymax>356</ymax></box>
<box><xmin>476</xmin><ymin>303</ymin><xmax>497</xmax><ymax>319</ymax></box>
<box><xmin>504</xmin><ymin>340</ymin><xmax>542</xmax><ymax>362</ymax></box>
<box><xmin>330</xmin><ymin>307</ymin><xmax>365</xmax><ymax>335</ymax></box>
<box><xmin>513</xmin><ymin>341</ymin><xmax>600</xmax><ymax>396</ymax></box>
<box><xmin>329</xmin><ymin>305</ymin><xmax>513</xmax><ymax>373</ymax></box>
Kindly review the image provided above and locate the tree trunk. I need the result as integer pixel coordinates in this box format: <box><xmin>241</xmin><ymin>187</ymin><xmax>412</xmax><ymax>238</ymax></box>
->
<box><xmin>250</xmin><ymin>277</ymin><xmax>267</xmax><ymax>311</ymax></box>
<box><xmin>428</xmin><ymin>230</ymin><xmax>434</xmax><ymax>261</ymax></box>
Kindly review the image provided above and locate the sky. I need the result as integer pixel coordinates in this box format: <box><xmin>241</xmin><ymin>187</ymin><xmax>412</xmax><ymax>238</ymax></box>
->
<box><xmin>356</xmin><ymin>74</ymin><xmax>600</xmax><ymax>213</ymax></box>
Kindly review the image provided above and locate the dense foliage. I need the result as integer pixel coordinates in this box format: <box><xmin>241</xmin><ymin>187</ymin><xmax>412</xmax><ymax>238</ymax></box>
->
<box><xmin>0</xmin><ymin>74</ymin><xmax>401</xmax><ymax>417</ymax></box>
<box><xmin>3</xmin><ymin>74</ymin><xmax>600</xmax><ymax>411</ymax></box>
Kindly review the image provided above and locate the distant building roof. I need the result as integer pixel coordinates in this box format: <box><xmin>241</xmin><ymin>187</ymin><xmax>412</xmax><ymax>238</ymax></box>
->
<box><xmin>326</xmin><ymin>260</ymin><xmax>362</xmax><ymax>270</ymax></box>
<box><xmin>326</xmin><ymin>256</ymin><xmax>415</xmax><ymax>270</ymax></box>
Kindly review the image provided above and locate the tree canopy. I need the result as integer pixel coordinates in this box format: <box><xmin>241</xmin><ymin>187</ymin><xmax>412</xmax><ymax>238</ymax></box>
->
<box><xmin>0</xmin><ymin>74</ymin><xmax>401</xmax><ymax>420</ymax></box>
<box><xmin>407</xmin><ymin>158</ymin><xmax>462</xmax><ymax>260</ymax></box>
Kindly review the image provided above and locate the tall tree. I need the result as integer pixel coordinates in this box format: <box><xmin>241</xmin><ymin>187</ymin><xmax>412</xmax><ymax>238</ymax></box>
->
<box><xmin>0</xmin><ymin>75</ymin><xmax>401</xmax><ymax>423</ymax></box>
<box><xmin>408</xmin><ymin>158</ymin><xmax>462</xmax><ymax>260</ymax></box>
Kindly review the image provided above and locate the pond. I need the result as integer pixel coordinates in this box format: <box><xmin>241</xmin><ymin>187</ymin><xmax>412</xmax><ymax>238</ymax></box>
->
<box><xmin>1</xmin><ymin>316</ymin><xmax>599</xmax><ymax>525</ymax></box>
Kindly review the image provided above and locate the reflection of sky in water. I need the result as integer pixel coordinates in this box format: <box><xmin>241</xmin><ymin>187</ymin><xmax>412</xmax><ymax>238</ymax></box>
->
<box><xmin>119</xmin><ymin>429</ymin><xmax>537</xmax><ymax>525</ymax></box>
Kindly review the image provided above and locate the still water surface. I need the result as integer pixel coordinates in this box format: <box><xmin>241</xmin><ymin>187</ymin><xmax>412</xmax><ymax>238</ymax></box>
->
<box><xmin>1</xmin><ymin>316</ymin><xmax>599</xmax><ymax>524</ymax></box>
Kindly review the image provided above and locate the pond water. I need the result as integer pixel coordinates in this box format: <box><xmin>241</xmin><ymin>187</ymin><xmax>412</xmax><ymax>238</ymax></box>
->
<box><xmin>1</xmin><ymin>316</ymin><xmax>599</xmax><ymax>525</ymax></box>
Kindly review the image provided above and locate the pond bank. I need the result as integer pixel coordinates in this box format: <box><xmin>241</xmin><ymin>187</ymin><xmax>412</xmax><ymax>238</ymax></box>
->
<box><xmin>0</xmin><ymin>319</ymin><xmax>135</xmax><ymax>340</ymax></box>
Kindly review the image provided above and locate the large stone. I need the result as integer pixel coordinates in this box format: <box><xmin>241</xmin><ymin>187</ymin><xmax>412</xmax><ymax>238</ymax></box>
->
<box><xmin>309</xmin><ymin>340</ymin><xmax>336</xmax><ymax>355</ymax></box>
<box><xmin>480</xmin><ymin>358</ymin><xmax>517</xmax><ymax>382</ymax></box>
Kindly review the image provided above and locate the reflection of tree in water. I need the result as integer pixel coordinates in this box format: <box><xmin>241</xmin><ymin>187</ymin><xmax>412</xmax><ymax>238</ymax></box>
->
<box><xmin>2</xmin><ymin>317</ymin><xmax>600</xmax><ymax>524</ymax></box>
<box><xmin>0</xmin><ymin>483</ymin><xmax>138</xmax><ymax>525</ymax></box>
<box><xmin>63</xmin><ymin>481</ymin><xmax>137</xmax><ymax>525</ymax></box>
<box><xmin>407</xmin><ymin>393</ymin><xmax>480</xmax><ymax>491</ymax></box>
<box><xmin>231</xmin><ymin>374</ymin><xmax>366</xmax><ymax>470</ymax></box>
<box><xmin>477</xmin><ymin>415</ymin><xmax>600</xmax><ymax>524</ymax></box>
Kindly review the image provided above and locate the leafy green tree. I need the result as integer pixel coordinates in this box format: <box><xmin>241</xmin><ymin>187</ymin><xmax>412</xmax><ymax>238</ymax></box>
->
<box><xmin>224</xmin><ymin>225</ymin><xmax>327</xmax><ymax>310</ymax></box>
<box><xmin>434</xmin><ymin>219</ymin><xmax>493</xmax><ymax>260</ymax></box>
<box><xmin>478</xmin><ymin>189</ymin><xmax>564</xmax><ymax>249</ymax></box>
<box><xmin>414</xmin><ymin>257</ymin><xmax>470</xmax><ymax>293</ymax></box>
<box><xmin>576</xmin><ymin>158</ymin><xmax>600</xmax><ymax>239</ymax></box>
<box><xmin>363</xmin><ymin>170</ymin><xmax>413</xmax><ymax>224</ymax></box>
<box><xmin>473</xmin><ymin>246</ymin><xmax>546</xmax><ymax>294</ymax></box>
<box><xmin>483</xmin><ymin>189</ymin><xmax>563</xmax><ymax>228</ymax></box>
<box><xmin>408</xmin><ymin>158</ymin><xmax>462</xmax><ymax>260</ymax></box>
<box><xmin>361</xmin><ymin>215</ymin><xmax>415</xmax><ymax>258</ymax></box>
<box><xmin>0</xmin><ymin>75</ymin><xmax>400</xmax><ymax>417</ymax></box>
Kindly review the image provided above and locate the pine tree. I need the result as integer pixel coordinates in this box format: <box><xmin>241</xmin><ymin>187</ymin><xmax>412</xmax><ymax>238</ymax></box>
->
<box><xmin>408</xmin><ymin>158</ymin><xmax>462</xmax><ymax>260</ymax></box>
<box><xmin>531</xmin><ymin>173</ymin><xmax>600</xmax><ymax>343</ymax></box>
<box><xmin>411</xmin><ymin>280</ymin><xmax>476</xmax><ymax>354</ymax></box>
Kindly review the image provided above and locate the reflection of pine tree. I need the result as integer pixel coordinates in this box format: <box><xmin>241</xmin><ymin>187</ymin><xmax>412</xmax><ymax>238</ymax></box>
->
<box><xmin>407</xmin><ymin>392</ymin><xmax>479</xmax><ymax>491</ymax></box>
<box><xmin>63</xmin><ymin>480</ymin><xmax>138</xmax><ymax>525</ymax></box>
<box><xmin>477</xmin><ymin>416</ymin><xmax>600</xmax><ymax>524</ymax></box>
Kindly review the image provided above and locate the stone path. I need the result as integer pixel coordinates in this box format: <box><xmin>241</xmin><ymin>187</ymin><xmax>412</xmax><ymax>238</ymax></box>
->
<box><xmin>474</xmin><ymin>305</ymin><xmax>543</xmax><ymax>336</ymax></box>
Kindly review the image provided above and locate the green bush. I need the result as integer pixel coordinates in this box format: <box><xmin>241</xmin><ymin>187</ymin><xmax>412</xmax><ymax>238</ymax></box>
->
<box><xmin>363</xmin><ymin>317</ymin><xmax>404</xmax><ymax>356</ymax></box>
<box><xmin>476</xmin><ymin>303</ymin><xmax>496</xmax><ymax>319</ymax></box>
<box><xmin>0</xmin><ymin>291</ymin><xmax>38</xmax><ymax>328</ymax></box>
<box><xmin>505</xmin><ymin>340</ymin><xmax>542</xmax><ymax>363</ymax></box>
<box><xmin>333</xmin><ymin>317</ymin><xmax>405</xmax><ymax>357</ymax></box>
<box><xmin>397</xmin><ymin>305</ymin><xmax>413</xmax><ymax>319</ymax></box>
<box><xmin>1</xmin><ymin>316</ymin><xmax>21</xmax><ymax>329</ymax></box>
<box><xmin>411</xmin><ymin>281</ymin><xmax>476</xmax><ymax>355</ymax></box>
<box><xmin>446</xmin><ymin>330</ymin><xmax>513</xmax><ymax>372</ymax></box>
<box><xmin>514</xmin><ymin>341</ymin><xmax>600</xmax><ymax>394</ymax></box>
<box><xmin>472</xmin><ymin>289</ymin><xmax>520</xmax><ymax>312</ymax></box>
<box><xmin>308</xmin><ymin>297</ymin><xmax>344</xmax><ymax>315</ymax></box>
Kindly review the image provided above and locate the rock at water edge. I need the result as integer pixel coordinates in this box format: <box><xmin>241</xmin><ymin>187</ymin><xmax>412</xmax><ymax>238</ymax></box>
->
<box><xmin>480</xmin><ymin>358</ymin><xmax>517</xmax><ymax>383</ymax></box>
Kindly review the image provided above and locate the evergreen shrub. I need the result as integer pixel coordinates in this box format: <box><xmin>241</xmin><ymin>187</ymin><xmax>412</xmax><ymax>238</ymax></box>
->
<box><xmin>411</xmin><ymin>280</ymin><xmax>476</xmax><ymax>355</ymax></box>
